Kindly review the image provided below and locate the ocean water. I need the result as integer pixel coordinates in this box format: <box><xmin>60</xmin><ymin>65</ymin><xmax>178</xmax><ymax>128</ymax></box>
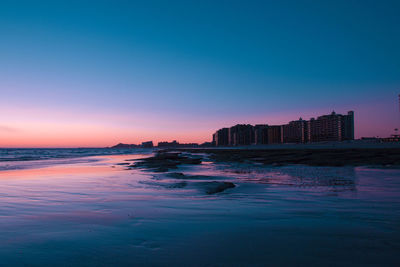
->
<box><xmin>0</xmin><ymin>150</ymin><xmax>399</xmax><ymax>266</ymax></box>
<box><xmin>0</xmin><ymin>148</ymin><xmax>150</xmax><ymax>171</ymax></box>
<box><xmin>0</xmin><ymin>148</ymin><xmax>144</xmax><ymax>162</ymax></box>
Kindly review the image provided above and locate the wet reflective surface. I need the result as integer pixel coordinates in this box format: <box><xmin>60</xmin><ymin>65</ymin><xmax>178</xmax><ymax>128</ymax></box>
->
<box><xmin>1</xmin><ymin>153</ymin><xmax>399</xmax><ymax>266</ymax></box>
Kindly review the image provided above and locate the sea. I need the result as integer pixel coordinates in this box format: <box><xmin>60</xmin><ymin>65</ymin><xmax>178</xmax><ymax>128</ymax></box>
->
<box><xmin>0</xmin><ymin>148</ymin><xmax>399</xmax><ymax>266</ymax></box>
<box><xmin>0</xmin><ymin>148</ymin><xmax>145</xmax><ymax>171</ymax></box>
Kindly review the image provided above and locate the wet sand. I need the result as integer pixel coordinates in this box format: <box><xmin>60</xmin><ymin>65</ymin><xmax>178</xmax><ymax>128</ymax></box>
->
<box><xmin>1</xmin><ymin>153</ymin><xmax>400</xmax><ymax>266</ymax></box>
<box><xmin>174</xmin><ymin>147</ymin><xmax>400</xmax><ymax>167</ymax></box>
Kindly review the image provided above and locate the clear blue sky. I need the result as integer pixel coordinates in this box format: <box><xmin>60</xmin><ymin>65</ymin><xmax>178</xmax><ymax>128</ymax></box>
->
<box><xmin>0</xmin><ymin>0</ymin><xmax>399</xmax><ymax>147</ymax></box>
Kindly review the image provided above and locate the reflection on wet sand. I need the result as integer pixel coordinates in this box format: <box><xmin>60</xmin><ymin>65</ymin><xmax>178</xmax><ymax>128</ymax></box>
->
<box><xmin>225</xmin><ymin>165</ymin><xmax>357</xmax><ymax>192</ymax></box>
<box><xmin>0</xmin><ymin>153</ymin><xmax>399</xmax><ymax>266</ymax></box>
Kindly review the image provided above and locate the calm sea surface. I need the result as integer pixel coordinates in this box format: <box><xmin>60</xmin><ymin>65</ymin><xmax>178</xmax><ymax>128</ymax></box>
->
<box><xmin>0</xmin><ymin>149</ymin><xmax>399</xmax><ymax>266</ymax></box>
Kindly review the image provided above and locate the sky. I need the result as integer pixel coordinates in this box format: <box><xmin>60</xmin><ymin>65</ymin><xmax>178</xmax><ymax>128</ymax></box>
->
<box><xmin>0</xmin><ymin>0</ymin><xmax>399</xmax><ymax>147</ymax></box>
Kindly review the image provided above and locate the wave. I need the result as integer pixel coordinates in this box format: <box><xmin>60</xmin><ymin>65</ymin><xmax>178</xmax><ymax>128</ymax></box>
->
<box><xmin>0</xmin><ymin>148</ymin><xmax>152</xmax><ymax>162</ymax></box>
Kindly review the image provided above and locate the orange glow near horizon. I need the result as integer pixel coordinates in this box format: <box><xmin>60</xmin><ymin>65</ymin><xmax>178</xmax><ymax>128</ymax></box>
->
<box><xmin>0</xmin><ymin>104</ymin><xmax>396</xmax><ymax>148</ymax></box>
<box><xmin>0</xmin><ymin>106</ymin><xmax>218</xmax><ymax>147</ymax></box>
<box><xmin>0</xmin><ymin>125</ymin><xmax>213</xmax><ymax>148</ymax></box>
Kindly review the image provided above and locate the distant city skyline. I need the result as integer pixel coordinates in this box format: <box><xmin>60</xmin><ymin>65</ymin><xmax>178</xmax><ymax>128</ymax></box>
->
<box><xmin>1</xmin><ymin>0</ymin><xmax>399</xmax><ymax>147</ymax></box>
<box><xmin>213</xmin><ymin>111</ymin><xmax>354</xmax><ymax>147</ymax></box>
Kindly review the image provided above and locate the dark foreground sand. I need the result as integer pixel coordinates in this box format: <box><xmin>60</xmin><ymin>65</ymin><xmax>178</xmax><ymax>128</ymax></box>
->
<box><xmin>173</xmin><ymin>148</ymin><xmax>400</xmax><ymax>167</ymax></box>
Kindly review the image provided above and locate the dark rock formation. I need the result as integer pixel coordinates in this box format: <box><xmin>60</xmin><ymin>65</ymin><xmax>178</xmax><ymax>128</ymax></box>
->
<box><xmin>199</xmin><ymin>181</ymin><xmax>236</xmax><ymax>194</ymax></box>
<box><xmin>129</xmin><ymin>151</ymin><xmax>202</xmax><ymax>172</ymax></box>
<box><xmin>171</xmin><ymin>148</ymin><xmax>400</xmax><ymax>167</ymax></box>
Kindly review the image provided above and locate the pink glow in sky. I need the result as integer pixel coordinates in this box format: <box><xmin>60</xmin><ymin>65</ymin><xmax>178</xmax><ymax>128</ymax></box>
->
<box><xmin>1</xmin><ymin>97</ymin><xmax>399</xmax><ymax>148</ymax></box>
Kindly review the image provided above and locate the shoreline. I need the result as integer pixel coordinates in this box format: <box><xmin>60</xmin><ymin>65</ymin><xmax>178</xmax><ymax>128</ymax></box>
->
<box><xmin>181</xmin><ymin>141</ymin><xmax>400</xmax><ymax>150</ymax></box>
<box><xmin>168</xmin><ymin>146</ymin><xmax>400</xmax><ymax>167</ymax></box>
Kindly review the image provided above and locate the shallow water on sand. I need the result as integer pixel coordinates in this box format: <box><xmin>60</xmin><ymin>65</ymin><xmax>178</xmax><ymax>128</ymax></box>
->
<box><xmin>0</xmin><ymin>153</ymin><xmax>399</xmax><ymax>266</ymax></box>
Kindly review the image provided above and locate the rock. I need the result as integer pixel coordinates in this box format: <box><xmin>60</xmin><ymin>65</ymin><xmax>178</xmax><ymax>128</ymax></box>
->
<box><xmin>179</xmin><ymin>158</ymin><xmax>202</xmax><ymax>165</ymax></box>
<box><xmin>200</xmin><ymin>181</ymin><xmax>236</xmax><ymax>194</ymax></box>
<box><xmin>128</xmin><ymin>151</ymin><xmax>203</xmax><ymax>172</ymax></box>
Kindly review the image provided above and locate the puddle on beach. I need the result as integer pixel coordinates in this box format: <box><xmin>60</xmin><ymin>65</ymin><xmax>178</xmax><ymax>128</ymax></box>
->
<box><xmin>0</xmin><ymin>153</ymin><xmax>399</xmax><ymax>266</ymax></box>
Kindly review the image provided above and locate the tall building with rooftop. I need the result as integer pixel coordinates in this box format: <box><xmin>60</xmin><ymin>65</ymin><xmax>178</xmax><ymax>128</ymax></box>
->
<box><xmin>308</xmin><ymin>111</ymin><xmax>354</xmax><ymax>142</ymax></box>
<box><xmin>213</xmin><ymin>128</ymin><xmax>229</xmax><ymax>146</ymax></box>
<box><xmin>267</xmin><ymin>125</ymin><xmax>283</xmax><ymax>144</ymax></box>
<box><xmin>229</xmin><ymin>124</ymin><xmax>254</xmax><ymax>146</ymax></box>
<box><xmin>282</xmin><ymin>118</ymin><xmax>307</xmax><ymax>143</ymax></box>
<box><xmin>254</xmin><ymin>124</ymin><xmax>269</xmax><ymax>145</ymax></box>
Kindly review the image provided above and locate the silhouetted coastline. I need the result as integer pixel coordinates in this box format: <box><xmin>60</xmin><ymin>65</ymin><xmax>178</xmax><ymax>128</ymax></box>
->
<box><xmin>168</xmin><ymin>147</ymin><xmax>400</xmax><ymax>167</ymax></box>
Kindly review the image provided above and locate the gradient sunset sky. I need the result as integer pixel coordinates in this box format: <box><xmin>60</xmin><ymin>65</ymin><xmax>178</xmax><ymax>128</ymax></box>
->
<box><xmin>1</xmin><ymin>0</ymin><xmax>399</xmax><ymax>147</ymax></box>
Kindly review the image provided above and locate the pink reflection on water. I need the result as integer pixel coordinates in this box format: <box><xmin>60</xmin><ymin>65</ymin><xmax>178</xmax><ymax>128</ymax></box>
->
<box><xmin>0</xmin><ymin>154</ymin><xmax>168</xmax><ymax>208</ymax></box>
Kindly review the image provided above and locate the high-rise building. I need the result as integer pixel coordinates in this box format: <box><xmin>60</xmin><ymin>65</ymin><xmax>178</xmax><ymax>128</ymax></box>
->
<box><xmin>212</xmin><ymin>133</ymin><xmax>216</xmax><ymax>146</ymax></box>
<box><xmin>267</xmin><ymin>125</ymin><xmax>283</xmax><ymax>144</ymax></box>
<box><xmin>229</xmin><ymin>124</ymin><xmax>254</xmax><ymax>146</ymax></box>
<box><xmin>212</xmin><ymin>111</ymin><xmax>354</xmax><ymax>146</ymax></box>
<box><xmin>342</xmin><ymin>111</ymin><xmax>354</xmax><ymax>140</ymax></box>
<box><xmin>282</xmin><ymin>118</ymin><xmax>307</xmax><ymax>143</ymax></box>
<box><xmin>213</xmin><ymin>128</ymin><xmax>229</xmax><ymax>146</ymax></box>
<box><xmin>308</xmin><ymin>111</ymin><xmax>354</xmax><ymax>142</ymax></box>
<box><xmin>254</xmin><ymin>124</ymin><xmax>269</xmax><ymax>145</ymax></box>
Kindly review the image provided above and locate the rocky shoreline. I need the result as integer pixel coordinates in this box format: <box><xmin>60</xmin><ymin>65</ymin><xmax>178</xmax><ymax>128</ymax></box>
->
<box><xmin>172</xmin><ymin>148</ymin><xmax>400</xmax><ymax>167</ymax></box>
<box><xmin>127</xmin><ymin>151</ymin><xmax>236</xmax><ymax>194</ymax></box>
<box><xmin>128</xmin><ymin>152</ymin><xmax>202</xmax><ymax>172</ymax></box>
<box><xmin>124</xmin><ymin>148</ymin><xmax>400</xmax><ymax>195</ymax></box>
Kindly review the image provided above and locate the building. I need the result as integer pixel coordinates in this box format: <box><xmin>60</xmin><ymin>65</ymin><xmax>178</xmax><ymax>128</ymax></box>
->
<box><xmin>141</xmin><ymin>141</ymin><xmax>154</xmax><ymax>148</ymax></box>
<box><xmin>212</xmin><ymin>111</ymin><xmax>354</xmax><ymax>146</ymax></box>
<box><xmin>157</xmin><ymin>140</ymin><xmax>199</xmax><ymax>148</ymax></box>
<box><xmin>342</xmin><ymin>111</ymin><xmax>355</xmax><ymax>140</ymax></box>
<box><xmin>229</xmin><ymin>124</ymin><xmax>254</xmax><ymax>146</ymax></box>
<box><xmin>213</xmin><ymin>128</ymin><xmax>229</xmax><ymax>146</ymax></box>
<box><xmin>282</xmin><ymin>118</ymin><xmax>307</xmax><ymax>143</ymax></box>
<box><xmin>308</xmin><ymin>111</ymin><xmax>354</xmax><ymax>142</ymax></box>
<box><xmin>254</xmin><ymin>124</ymin><xmax>269</xmax><ymax>145</ymax></box>
<box><xmin>382</xmin><ymin>134</ymin><xmax>400</xmax><ymax>142</ymax></box>
<box><xmin>157</xmin><ymin>140</ymin><xmax>179</xmax><ymax>148</ymax></box>
<box><xmin>267</xmin><ymin>125</ymin><xmax>283</xmax><ymax>144</ymax></box>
